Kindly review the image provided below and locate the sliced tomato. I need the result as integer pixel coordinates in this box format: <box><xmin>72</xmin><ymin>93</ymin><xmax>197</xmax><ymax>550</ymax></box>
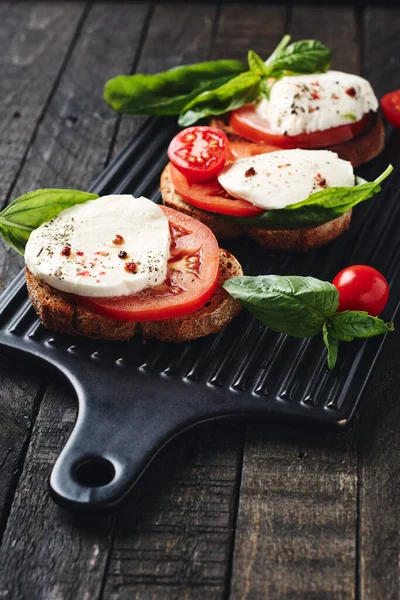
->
<box><xmin>381</xmin><ymin>90</ymin><xmax>400</xmax><ymax>128</ymax></box>
<box><xmin>73</xmin><ymin>206</ymin><xmax>220</xmax><ymax>322</ymax></box>
<box><xmin>229</xmin><ymin>104</ymin><xmax>376</xmax><ymax>149</ymax></box>
<box><xmin>170</xmin><ymin>164</ymin><xmax>265</xmax><ymax>217</ymax></box>
<box><xmin>228</xmin><ymin>140</ymin><xmax>281</xmax><ymax>160</ymax></box>
<box><xmin>168</xmin><ymin>126</ymin><xmax>229</xmax><ymax>182</ymax></box>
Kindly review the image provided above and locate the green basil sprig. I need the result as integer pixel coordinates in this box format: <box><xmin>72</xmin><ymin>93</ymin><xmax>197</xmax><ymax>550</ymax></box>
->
<box><xmin>0</xmin><ymin>189</ymin><xmax>99</xmax><ymax>255</ymax></box>
<box><xmin>104</xmin><ymin>35</ymin><xmax>332</xmax><ymax>125</ymax></box>
<box><xmin>104</xmin><ymin>60</ymin><xmax>246</xmax><ymax>116</ymax></box>
<box><xmin>223</xmin><ymin>275</ymin><xmax>394</xmax><ymax>369</ymax></box>
<box><xmin>227</xmin><ymin>165</ymin><xmax>393</xmax><ymax>230</ymax></box>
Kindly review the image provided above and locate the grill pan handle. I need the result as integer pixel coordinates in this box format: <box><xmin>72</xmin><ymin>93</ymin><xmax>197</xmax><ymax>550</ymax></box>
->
<box><xmin>49</xmin><ymin>365</ymin><xmax>201</xmax><ymax>511</ymax></box>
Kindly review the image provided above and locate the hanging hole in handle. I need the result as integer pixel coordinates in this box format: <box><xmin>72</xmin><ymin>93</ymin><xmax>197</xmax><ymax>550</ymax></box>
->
<box><xmin>74</xmin><ymin>457</ymin><xmax>115</xmax><ymax>487</ymax></box>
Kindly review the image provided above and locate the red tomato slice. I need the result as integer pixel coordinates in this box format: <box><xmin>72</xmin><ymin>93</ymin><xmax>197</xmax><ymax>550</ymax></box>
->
<box><xmin>332</xmin><ymin>265</ymin><xmax>389</xmax><ymax>316</ymax></box>
<box><xmin>229</xmin><ymin>104</ymin><xmax>375</xmax><ymax>149</ymax></box>
<box><xmin>74</xmin><ymin>206</ymin><xmax>220</xmax><ymax>322</ymax></box>
<box><xmin>168</xmin><ymin>126</ymin><xmax>229</xmax><ymax>182</ymax></box>
<box><xmin>228</xmin><ymin>140</ymin><xmax>281</xmax><ymax>160</ymax></box>
<box><xmin>170</xmin><ymin>164</ymin><xmax>265</xmax><ymax>217</ymax></box>
<box><xmin>381</xmin><ymin>90</ymin><xmax>400</xmax><ymax>128</ymax></box>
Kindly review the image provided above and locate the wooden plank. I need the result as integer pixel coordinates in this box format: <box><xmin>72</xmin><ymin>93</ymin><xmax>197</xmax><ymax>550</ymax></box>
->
<box><xmin>112</xmin><ymin>1</ymin><xmax>219</xmax><ymax>157</ymax></box>
<box><xmin>229</xmin><ymin>7</ymin><xmax>360</xmax><ymax>599</ymax></box>
<box><xmin>289</xmin><ymin>5</ymin><xmax>359</xmax><ymax>73</ymax></box>
<box><xmin>0</xmin><ymin>381</ymin><xmax>114</xmax><ymax>599</ymax></box>
<box><xmin>104</xmin><ymin>5</ymin><xmax>244</xmax><ymax>599</ymax></box>
<box><xmin>230</xmin><ymin>425</ymin><xmax>357</xmax><ymax>600</ymax></box>
<box><xmin>0</xmin><ymin>354</ymin><xmax>43</xmax><ymax>532</ymax></box>
<box><xmin>211</xmin><ymin>3</ymin><xmax>287</xmax><ymax>62</ymax></box>
<box><xmin>105</xmin><ymin>423</ymin><xmax>243</xmax><ymax>600</ymax></box>
<box><xmin>0</xmin><ymin>1</ymin><xmax>86</xmax><ymax>209</ymax></box>
<box><xmin>357</xmin><ymin>9</ymin><xmax>400</xmax><ymax>600</ymax></box>
<box><xmin>0</xmin><ymin>0</ymin><xmax>84</xmax><ymax>541</ymax></box>
<box><xmin>0</xmin><ymin>1</ymin><xmax>150</xmax><ymax>294</ymax></box>
<box><xmin>0</xmin><ymin>2</ymin><xmax>150</xmax><ymax>597</ymax></box>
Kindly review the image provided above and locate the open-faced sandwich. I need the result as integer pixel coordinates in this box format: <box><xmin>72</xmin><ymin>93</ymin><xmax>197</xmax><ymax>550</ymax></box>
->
<box><xmin>0</xmin><ymin>190</ymin><xmax>394</xmax><ymax>368</ymax></box>
<box><xmin>161</xmin><ymin>125</ymin><xmax>392</xmax><ymax>250</ymax></box>
<box><xmin>105</xmin><ymin>36</ymin><xmax>384</xmax><ymax>167</ymax></box>
<box><xmin>6</xmin><ymin>192</ymin><xmax>243</xmax><ymax>342</ymax></box>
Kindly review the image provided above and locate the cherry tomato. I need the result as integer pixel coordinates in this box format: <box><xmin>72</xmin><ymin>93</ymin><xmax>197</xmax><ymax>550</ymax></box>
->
<box><xmin>229</xmin><ymin>104</ymin><xmax>376</xmax><ymax>149</ymax></box>
<box><xmin>169</xmin><ymin>164</ymin><xmax>265</xmax><ymax>217</ymax></box>
<box><xmin>381</xmin><ymin>90</ymin><xmax>400</xmax><ymax>128</ymax></box>
<box><xmin>168</xmin><ymin>126</ymin><xmax>229</xmax><ymax>182</ymax></box>
<box><xmin>332</xmin><ymin>265</ymin><xmax>389</xmax><ymax>316</ymax></box>
<box><xmin>74</xmin><ymin>206</ymin><xmax>220</xmax><ymax>321</ymax></box>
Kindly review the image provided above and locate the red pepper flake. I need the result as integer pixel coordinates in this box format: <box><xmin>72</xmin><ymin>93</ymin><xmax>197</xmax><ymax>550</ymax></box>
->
<box><xmin>99</xmin><ymin>271</ymin><xmax>106</xmax><ymax>275</ymax></box>
<box><xmin>311</xmin><ymin>91</ymin><xmax>320</xmax><ymax>100</ymax></box>
<box><xmin>310</xmin><ymin>81</ymin><xmax>320</xmax><ymax>87</ymax></box>
<box><xmin>331</xmin><ymin>93</ymin><xmax>339</xmax><ymax>100</ymax></box>
<box><xmin>346</xmin><ymin>87</ymin><xmax>356</xmax><ymax>98</ymax></box>
<box><xmin>125</xmin><ymin>261</ymin><xmax>138</xmax><ymax>274</ymax></box>
<box><xmin>61</xmin><ymin>246</ymin><xmax>71</xmax><ymax>257</ymax></box>
<box><xmin>315</xmin><ymin>173</ymin><xmax>327</xmax><ymax>187</ymax></box>
<box><xmin>76</xmin><ymin>250</ymin><xmax>84</xmax><ymax>256</ymax></box>
<box><xmin>113</xmin><ymin>234</ymin><xmax>124</xmax><ymax>245</ymax></box>
<box><xmin>245</xmin><ymin>167</ymin><xmax>257</xmax><ymax>177</ymax></box>
<box><xmin>96</xmin><ymin>279</ymin><xmax>100</xmax><ymax>283</ymax></box>
<box><xmin>94</xmin><ymin>251</ymin><xmax>109</xmax><ymax>256</ymax></box>
<box><xmin>77</xmin><ymin>270</ymin><xmax>90</xmax><ymax>277</ymax></box>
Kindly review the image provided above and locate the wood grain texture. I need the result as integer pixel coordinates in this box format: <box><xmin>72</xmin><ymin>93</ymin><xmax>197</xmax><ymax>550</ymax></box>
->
<box><xmin>228</xmin><ymin>7</ymin><xmax>361</xmax><ymax>600</ymax></box>
<box><xmin>230</xmin><ymin>425</ymin><xmax>357</xmax><ymax>600</ymax></box>
<box><xmin>112</xmin><ymin>1</ymin><xmax>219</xmax><ymax>157</ymax></box>
<box><xmin>0</xmin><ymin>381</ymin><xmax>114</xmax><ymax>600</ymax></box>
<box><xmin>289</xmin><ymin>5</ymin><xmax>359</xmax><ymax>73</ymax></box>
<box><xmin>211</xmin><ymin>3</ymin><xmax>287</xmax><ymax>62</ymax></box>
<box><xmin>0</xmin><ymin>1</ymin><xmax>150</xmax><ymax>294</ymax></box>
<box><xmin>104</xmin><ymin>423</ymin><xmax>243</xmax><ymax>600</ymax></box>
<box><xmin>0</xmin><ymin>354</ymin><xmax>43</xmax><ymax>533</ymax></box>
<box><xmin>357</xmin><ymin>9</ymin><xmax>400</xmax><ymax>600</ymax></box>
<box><xmin>0</xmin><ymin>1</ymin><xmax>86</xmax><ymax>208</ymax></box>
<box><xmin>105</xmin><ymin>5</ymin><xmax>245</xmax><ymax>599</ymax></box>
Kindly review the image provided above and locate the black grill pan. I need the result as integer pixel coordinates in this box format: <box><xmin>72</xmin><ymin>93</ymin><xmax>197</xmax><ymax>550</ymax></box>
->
<box><xmin>0</xmin><ymin>117</ymin><xmax>399</xmax><ymax>511</ymax></box>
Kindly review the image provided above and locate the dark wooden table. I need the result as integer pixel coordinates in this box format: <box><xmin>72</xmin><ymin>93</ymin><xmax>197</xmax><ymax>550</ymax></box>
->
<box><xmin>0</xmin><ymin>2</ymin><xmax>399</xmax><ymax>598</ymax></box>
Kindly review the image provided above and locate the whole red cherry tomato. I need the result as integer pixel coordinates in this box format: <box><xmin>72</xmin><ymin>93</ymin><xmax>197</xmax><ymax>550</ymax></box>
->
<box><xmin>380</xmin><ymin>90</ymin><xmax>400</xmax><ymax>128</ymax></box>
<box><xmin>332</xmin><ymin>265</ymin><xmax>389</xmax><ymax>316</ymax></box>
<box><xmin>168</xmin><ymin>126</ymin><xmax>229</xmax><ymax>182</ymax></box>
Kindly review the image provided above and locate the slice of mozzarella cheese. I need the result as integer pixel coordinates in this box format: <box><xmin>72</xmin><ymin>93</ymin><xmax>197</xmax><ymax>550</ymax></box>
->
<box><xmin>256</xmin><ymin>70</ymin><xmax>378</xmax><ymax>136</ymax></box>
<box><xmin>217</xmin><ymin>149</ymin><xmax>355</xmax><ymax>210</ymax></box>
<box><xmin>25</xmin><ymin>195</ymin><xmax>171</xmax><ymax>297</ymax></box>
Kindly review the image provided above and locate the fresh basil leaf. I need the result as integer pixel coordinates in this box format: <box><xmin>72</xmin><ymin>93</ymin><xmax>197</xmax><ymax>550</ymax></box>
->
<box><xmin>248</xmin><ymin>50</ymin><xmax>269</xmax><ymax>77</ymax></box>
<box><xmin>264</xmin><ymin>35</ymin><xmax>291</xmax><ymax>67</ymax></box>
<box><xmin>328</xmin><ymin>311</ymin><xmax>394</xmax><ymax>342</ymax></box>
<box><xmin>104</xmin><ymin>60</ymin><xmax>246</xmax><ymax>115</ymax></box>
<box><xmin>223</xmin><ymin>275</ymin><xmax>338</xmax><ymax>338</ymax></box>
<box><xmin>227</xmin><ymin>165</ymin><xmax>393</xmax><ymax>230</ymax></box>
<box><xmin>322</xmin><ymin>322</ymin><xmax>339</xmax><ymax>370</ymax></box>
<box><xmin>0</xmin><ymin>189</ymin><xmax>99</xmax><ymax>255</ymax></box>
<box><xmin>178</xmin><ymin>71</ymin><xmax>261</xmax><ymax>126</ymax></box>
<box><xmin>265</xmin><ymin>40</ymin><xmax>332</xmax><ymax>79</ymax></box>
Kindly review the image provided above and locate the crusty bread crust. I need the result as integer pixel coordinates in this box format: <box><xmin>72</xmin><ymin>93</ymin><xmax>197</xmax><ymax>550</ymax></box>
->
<box><xmin>25</xmin><ymin>249</ymin><xmax>243</xmax><ymax>343</ymax></box>
<box><xmin>210</xmin><ymin>114</ymin><xmax>385</xmax><ymax>167</ymax></box>
<box><xmin>161</xmin><ymin>163</ymin><xmax>352</xmax><ymax>251</ymax></box>
<box><xmin>245</xmin><ymin>210</ymin><xmax>352</xmax><ymax>252</ymax></box>
<box><xmin>160</xmin><ymin>165</ymin><xmax>244</xmax><ymax>241</ymax></box>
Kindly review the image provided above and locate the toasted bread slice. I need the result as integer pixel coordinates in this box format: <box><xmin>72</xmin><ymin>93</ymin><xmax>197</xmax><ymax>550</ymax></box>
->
<box><xmin>25</xmin><ymin>249</ymin><xmax>242</xmax><ymax>343</ymax></box>
<box><xmin>210</xmin><ymin>114</ymin><xmax>385</xmax><ymax>167</ymax></box>
<box><xmin>245</xmin><ymin>210</ymin><xmax>352</xmax><ymax>252</ymax></box>
<box><xmin>160</xmin><ymin>164</ymin><xmax>244</xmax><ymax>241</ymax></box>
<box><xmin>161</xmin><ymin>163</ymin><xmax>352</xmax><ymax>250</ymax></box>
